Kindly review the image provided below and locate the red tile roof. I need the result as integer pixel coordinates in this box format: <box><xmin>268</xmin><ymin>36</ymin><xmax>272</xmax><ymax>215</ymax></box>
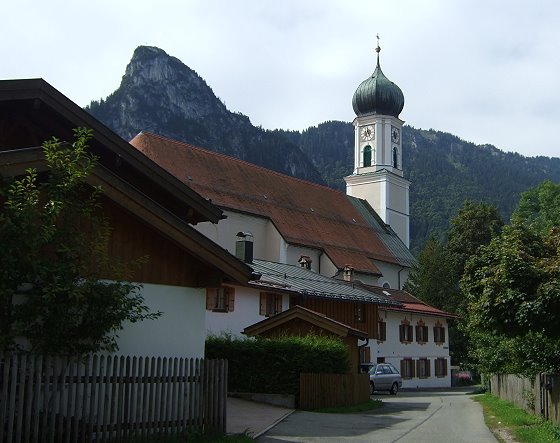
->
<box><xmin>130</xmin><ymin>132</ymin><xmax>403</xmax><ymax>275</ymax></box>
<box><xmin>366</xmin><ymin>286</ymin><xmax>458</xmax><ymax>318</ymax></box>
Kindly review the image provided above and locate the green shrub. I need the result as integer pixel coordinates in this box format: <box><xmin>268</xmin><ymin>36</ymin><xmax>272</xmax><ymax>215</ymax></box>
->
<box><xmin>205</xmin><ymin>334</ymin><xmax>350</xmax><ymax>397</ymax></box>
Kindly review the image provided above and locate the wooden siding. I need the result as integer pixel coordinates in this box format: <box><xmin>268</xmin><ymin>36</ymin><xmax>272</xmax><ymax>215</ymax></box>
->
<box><xmin>291</xmin><ymin>297</ymin><xmax>378</xmax><ymax>338</ymax></box>
<box><xmin>102</xmin><ymin>197</ymin><xmax>221</xmax><ymax>288</ymax></box>
<box><xmin>299</xmin><ymin>373</ymin><xmax>369</xmax><ymax>409</ymax></box>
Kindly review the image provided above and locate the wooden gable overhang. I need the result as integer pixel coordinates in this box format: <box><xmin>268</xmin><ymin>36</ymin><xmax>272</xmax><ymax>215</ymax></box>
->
<box><xmin>0</xmin><ymin>79</ymin><xmax>254</xmax><ymax>286</ymax></box>
<box><xmin>243</xmin><ymin>305</ymin><xmax>368</xmax><ymax>340</ymax></box>
<box><xmin>0</xmin><ymin>78</ymin><xmax>223</xmax><ymax>225</ymax></box>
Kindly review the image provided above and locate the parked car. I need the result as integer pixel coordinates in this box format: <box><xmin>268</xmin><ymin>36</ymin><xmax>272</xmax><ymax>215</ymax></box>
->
<box><xmin>368</xmin><ymin>363</ymin><xmax>402</xmax><ymax>395</ymax></box>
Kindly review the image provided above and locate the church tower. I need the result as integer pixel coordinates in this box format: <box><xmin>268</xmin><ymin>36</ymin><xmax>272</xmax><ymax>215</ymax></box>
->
<box><xmin>344</xmin><ymin>39</ymin><xmax>410</xmax><ymax>248</ymax></box>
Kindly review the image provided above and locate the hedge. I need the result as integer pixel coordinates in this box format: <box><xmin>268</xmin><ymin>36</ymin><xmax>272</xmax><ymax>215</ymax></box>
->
<box><xmin>205</xmin><ymin>334</ymin><xmax>350</xmax><ymax>396</ymax></box>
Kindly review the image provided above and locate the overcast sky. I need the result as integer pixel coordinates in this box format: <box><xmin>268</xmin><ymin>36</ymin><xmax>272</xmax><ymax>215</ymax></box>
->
<box><xmin>2</xmin><ymin>0</ymin><xmax>559</xmax><ymax>158</ymax></box>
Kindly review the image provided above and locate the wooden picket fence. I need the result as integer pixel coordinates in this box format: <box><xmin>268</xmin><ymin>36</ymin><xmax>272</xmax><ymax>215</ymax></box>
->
<box><xmin>0</xmin><ymin>353</ymin><xmax>228</xmax><ymax>443</ymax></box>
<box><xmin>299</xmin><ymin>373</ymin><xmax>369</xmax><ymax>410</ymax></box>
<box><xmin>490</xmin><ymin>373</ymin><xmax>560</xmax><ymax>425</ymax></box>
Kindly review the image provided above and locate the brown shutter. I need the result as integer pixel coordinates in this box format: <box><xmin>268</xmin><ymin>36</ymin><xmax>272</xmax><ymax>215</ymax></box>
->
<box><xmin>400</xmin><ymin>359</ymin><xmax>405</xmax><ymax>375</ymax></box>
<box><xmin>399</xmin><ymin>325</ymin><xmax>404</xmax><ymax>342</ymax></box>
<box><xmin>411</xmin><ymin>360</ymin><xmax>416</xmax><ymax>378</ymax></box>
<box><xmin>360</xmin><ymin>346</ymin><xmax>371</xmax><ymax>364</ymax></box>
<box><xmin>443</xmin><ymin>358</ymin><xmax>448</xmax><ymax>376</ymax></box>
<box><xmin>415</xmin><ymin>325</ymin><xmax>420</xmax><ymax>342</ymax></box>
<box><xmin>259</xmin><ymin>293</ymin><xmax>266</xmax><ymax>315</ymax></box>
<box><xmin>409</xmin><ymin>325</ymin><xmax>414</xmax><ymax>342</ymax></box>
<box><xmin>427</xmin><ymin>359</ymin><xmax>431</xmax><ymax>377</ymax></box>
<box><xmin>206</xmin><ymin>288</ymin><xmax>216</xmax><ymax>310</ymax></box>
<box><xmin>416</xmin><ymin>359</ymin><xmax>421</xmax><ymax>377</ymax></box>
<box><xmin>227</xmin><ymin>288</ymin><xmax>235</xmax><ymax>312</ymax></box>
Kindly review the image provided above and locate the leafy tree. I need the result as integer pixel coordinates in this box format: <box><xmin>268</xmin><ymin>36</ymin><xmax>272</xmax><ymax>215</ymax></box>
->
<box><xmin>447</xmin><ymin>200</ymin><xmax>504</xmax><ymax>278</ymax></box>
<box><xmin>463</xmin><ymin>225</ymin><xmax>560</xmax><ymax>339</ymax></box>
<box><xmin>0</xmin><ymin>128</ymin><xmax>158</xmax><ymax>356</ymax></box>
<box><xmin>403</xmin><ymin>236</ymin><xmax>457</xmax><ymax>312</ymax></box>
<box><xmin>462</xmin><ymin>181</ymin><xmax>560</xmax><ymax>374</ymax></box>
<box><xmin>512</xmin><ymin>179</ymin><xmax>560</xmax><ymax>235</ymax></box>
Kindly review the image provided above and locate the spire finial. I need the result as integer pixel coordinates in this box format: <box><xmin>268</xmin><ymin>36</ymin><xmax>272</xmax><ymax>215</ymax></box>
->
<box><xmin>375</xmin><ymin>33</ymin><xmax>381</xmax><ymax>66</ymax></box>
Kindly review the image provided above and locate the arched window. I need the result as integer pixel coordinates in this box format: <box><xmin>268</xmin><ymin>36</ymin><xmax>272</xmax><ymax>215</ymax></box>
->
<box><xmin>363</xmin><ymin>145</ymin><xmax>372</xmax><ymax>167</ymax></box>
<box><xmin>392</xmin><ymin>147</ymin><xmax>399</xmax><ymax>168</ymax></box>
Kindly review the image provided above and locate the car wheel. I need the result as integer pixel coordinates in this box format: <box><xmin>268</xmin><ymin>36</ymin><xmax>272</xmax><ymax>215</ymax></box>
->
<box><xmin>370</xmin><ymin>382</ymin><xmax>375</xmax><ymax>395</ymax></box>
<box><xmin>390</xmin><ymin>382</ymin><xmax>399</xmax><ymax>395</ymax></box>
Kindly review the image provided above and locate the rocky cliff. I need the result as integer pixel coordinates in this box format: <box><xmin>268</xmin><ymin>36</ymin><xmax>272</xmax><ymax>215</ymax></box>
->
<box><xmin>87</xmin><ymin>46</ymin><xmax>325</xmax><ymax>184</ymax></box>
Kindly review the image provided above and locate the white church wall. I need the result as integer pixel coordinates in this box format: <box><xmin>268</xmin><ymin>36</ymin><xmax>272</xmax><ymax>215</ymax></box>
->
<box><xmin>371</xmin><ymin>261</ymin><xmax>409</xmax><ymax>290</ymax></box>
<box><xmin>195</xmin><ymin>209</ymin><xmax>285</xmax><ymax>262</ymax></box>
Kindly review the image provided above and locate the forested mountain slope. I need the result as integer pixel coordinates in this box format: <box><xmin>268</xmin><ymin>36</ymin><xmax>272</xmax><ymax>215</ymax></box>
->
<box><xmin>280</xmin><ymin>122</ymin><xmax>560</xmax><ymax>253</ymax></box>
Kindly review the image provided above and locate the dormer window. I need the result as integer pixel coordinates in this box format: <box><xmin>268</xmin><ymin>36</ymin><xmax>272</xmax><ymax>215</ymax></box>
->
<box><xmin>363</xmin><ymin>145</ymin><xmax>372</xmax><ymax>167</ymax></box>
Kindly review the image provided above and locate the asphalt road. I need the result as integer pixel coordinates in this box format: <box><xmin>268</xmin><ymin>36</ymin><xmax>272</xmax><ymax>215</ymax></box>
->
<box><xmin>257</xmin><ymin>388</ymin><xmax>498</xmax><ymax>443</ymax></box>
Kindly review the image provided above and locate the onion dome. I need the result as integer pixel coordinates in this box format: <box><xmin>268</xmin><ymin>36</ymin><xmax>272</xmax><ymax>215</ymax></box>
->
<box><xmin>352</xmin><ymin>43</ymin><xmax>404</xmax><ymax>118</ymax></box>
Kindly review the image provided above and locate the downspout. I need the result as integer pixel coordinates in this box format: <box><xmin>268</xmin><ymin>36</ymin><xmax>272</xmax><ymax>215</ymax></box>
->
<box><xmin>397</xmin><ymin>267</ymin><xmax>405</xmax><ymax>290</ymax></box>
<box><xmin>358</xmin><ymin>337</ymin><xmax>370</xmax><ymax>373</ymax></box>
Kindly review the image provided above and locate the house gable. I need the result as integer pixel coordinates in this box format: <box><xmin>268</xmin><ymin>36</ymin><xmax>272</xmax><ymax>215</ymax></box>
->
<box><xmin>0</xmin><ymin>79</ymin><xmax>254</xmax><ymax>286</ymax></box>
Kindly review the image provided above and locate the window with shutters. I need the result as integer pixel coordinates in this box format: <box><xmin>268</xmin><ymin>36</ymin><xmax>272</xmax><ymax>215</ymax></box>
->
<box><xmin>433</xmin><ymin>322</ymin><xmax>446</xmax><ymax>344</ymax></box>
<box><xmin>400</xmin><ymin>358</ymin><xmax>415</xmax><ymax>378</ymax></box>
<box><xmin>377</xmin><ymin>319</ymin><xmax>386</xmax><ymax>341</ymax></box>
<box><xmin>417</xmin><ymin>358</ymin><xmax>430</xmax><ymax>378</ymax></box>
<box><xmin>435</xmin><ymin>358</ymin><xmax>448</xmax><ymax>377</ymax></box>
<box><xmin>416</xmin><ymin>321</ymin><xmax>428</xmax><ymax>344</ymax></box>
<box><xmin>259</xmin><ymin>292</ymin><xmax>283</xmax><ymax>317</ymax></box>
<box><xmin>399</xmin><ymin>321</ymin><xmax>413</xmax><ymax>343</ymax></box>
<box><xmin>206</xmin><ymin>286</ymin><xmax>235</xmax><ymax>313</ymax></box>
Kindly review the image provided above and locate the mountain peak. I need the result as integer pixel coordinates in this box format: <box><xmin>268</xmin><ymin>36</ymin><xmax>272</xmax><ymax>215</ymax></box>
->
<box><xmin>86</xmin><ymin>46</ymin><xmax>326</xmax><ymax>185</ymax></box>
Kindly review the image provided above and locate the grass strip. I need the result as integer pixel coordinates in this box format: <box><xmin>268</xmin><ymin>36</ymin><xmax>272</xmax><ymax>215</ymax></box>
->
<box><xmin>474</xmin><ymin>393</ymin><xmax>560</xmax><ymax>442</ymax></box>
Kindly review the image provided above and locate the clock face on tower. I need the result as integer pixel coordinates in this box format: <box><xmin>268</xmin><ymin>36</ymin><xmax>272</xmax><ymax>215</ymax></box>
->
<box><xmin>361</xmin><ymin>125</ymin><xmax>374</xmax><ymax>141</ymax></box>
<box><xmin>391</xmin><ymin>127</ymin><xmax>400</xmax><ymax>143</ymax></box>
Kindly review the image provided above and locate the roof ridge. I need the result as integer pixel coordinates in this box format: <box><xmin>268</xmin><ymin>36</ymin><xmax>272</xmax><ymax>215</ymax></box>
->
<box><xmin>135</xmin><ymin>131</ymin><xmax>345</xmax><ymax>193</ymax></box>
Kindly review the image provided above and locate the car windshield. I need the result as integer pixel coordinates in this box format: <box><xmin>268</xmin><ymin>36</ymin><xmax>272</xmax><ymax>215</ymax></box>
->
<box><xmin>367</xmin><ymin>365</ymin><xmax>378</xmax><ymax>374</ymax></box>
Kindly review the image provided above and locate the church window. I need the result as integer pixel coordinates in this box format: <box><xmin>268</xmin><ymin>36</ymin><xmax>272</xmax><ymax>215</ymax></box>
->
<box><xmin>392</xmin><ymin>147</ymin><xmax>399</xmax><ymax>168</ymax></box>
<box><xmin>363</xmin><ymin>145</ymin><xmax>372</xmax><ymax>167</ymax></box>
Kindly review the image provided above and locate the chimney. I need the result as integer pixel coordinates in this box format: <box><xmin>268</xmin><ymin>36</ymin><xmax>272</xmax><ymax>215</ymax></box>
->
<box><xmin>298</xmin><ymin>255</ymin><xmax>312</xmax><ymax>270</ymax></box>
<box><xmin>235</xmin><ymin>232</ymin><xmax>254</xmax><ymax>263</ymax></box>
<box><xmin>343</xmin><ymin>265</ymin><xmax>354</xmax><ymax>282</ymax></box>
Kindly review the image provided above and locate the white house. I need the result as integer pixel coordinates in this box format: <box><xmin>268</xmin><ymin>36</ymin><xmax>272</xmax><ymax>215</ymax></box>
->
<box><xmin>367</xmin><ymin>287</ymin><xmax>456</xmax><ymax>388</ymax></box>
